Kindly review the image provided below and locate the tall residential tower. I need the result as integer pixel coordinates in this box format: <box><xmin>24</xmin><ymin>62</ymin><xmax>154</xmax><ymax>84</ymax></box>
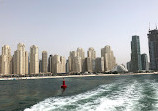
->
<box><xmin>42</xmin><ymin>51</ymin><xmax>48</xmax><ymax>73</ymax></box>
<box><xmin>101</xmin><ymin>45</ymin><xmax>116</xmax><ymax>71</ymax></box>
<box><xmin>130</xmin><ymin>35</ymin><xmax>142</xmax><ymax>72</ymax></box>
<box><xmin>13</xmin><ymin>43</ymin><xmax>27</xmax><ymax>75</ymax></box>
<box><xmin>87</xmin><ymin>47</ymin><xmax>96</xmax><ymax>72</ymax></box>
<box><xmin>148</xmin><ymin>28</ymin><xmax>158</xmax><ymax>70</ymax></box>
<box><xmin>30</xmin><ymin>45</ymin><xmax>39</xmax><ymax>74</ymax></box>
<box><xmin>51</xmin><ymin>55</ymin><xmax>66</xmax><ymax>74</ymax></box>
<box><xmin>141</xmin><ymin>53</ymin><xmax>149</xmax><ymax>70</ymax></box>
<box><xmin>0</xmin><ymin>45</ymin><xmax>12</xmax><ymax>75</ymax></box>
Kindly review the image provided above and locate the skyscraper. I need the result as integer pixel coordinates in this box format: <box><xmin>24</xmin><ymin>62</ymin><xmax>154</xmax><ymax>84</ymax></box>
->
<box><xmin>68</xmin><ymin>51</ymin><xmax>77</xmax><ymax>73</ymax></box>
<box><xmin>42</xmin><ymin>51</ymin><xmax>48</xmax><ymax>73</ymax></box>
<box><xmin>141</xmin><ymin>53</ymin><xmax>149</xmax><ymax>70</ymax></box>
<box><xmin>95</xmin><ymin>57</ymin><xmax>104</xmax><ymax>72</ymax></box>
<box><xmin>148</xmin><ymin>28</ymin><xmax>158</xmax><ymax>70</ymax></box>
<box><xmin>77</xmin><ymin>48</ymin><xmax>85</xmax><ymax>72</ymax></box>
<box><xmin>130</xmin><ymin>35</ymin><xmax>142</xmax><ymax>72</ymax></box>
<box><xmin>39</xmin><ymin>59</ymin><xmax>42</xmax><ymax>73</ymax></box>
<box><xmin>68</xmin><ymin>49</ymin><xmax>84</xmax><ymax>73</ymax></box>
<box><xmin>87</xmin><ymin>47</ymin><xmax>96</xmax><ymax>72</ymax></box>
<box><xmin>30</xmin><ymin>45</ymin><xmax>39</xmax><ymax>74</ymax></box>
<box><xmin>87</xmin><ymin>47</ymin><xmax>96</xmax><ymax>59</ymax></box>
<box><xmin>13</xmin><ymin>43</ymin><xmax>26</xmax><ymax>75</ymax></box>
<box><xmin>66</xmin><ymin>59</ymin><xmax>69</xmax><ymax>73</ymax></box>
<box><xmin>74</xmin><ymin>56</ymin><xmax>82</xmax><ymax>73</ymax></box>
<box><xmin>0</xmin><ymin>45</ymin><xmax>12</xmax><ymax>75</ymax></box>
<box><xmin>25</xmin><ymin>51</ymin><xmax>28</xmax><ymax>74</ymax></box>
<box><xmin>101</xmin><ymin>45</ymin><xmax>116</xmax><ymax>71</ymax></box>
<box><xmin>48</xmin><ymin>55</ymin><xmax>52</xmax><ymax>72</ymax></box>
<box><xmin>51</xmin><ymin>55</ymin><xmax>66</xmax><ymax>74</ymax></box>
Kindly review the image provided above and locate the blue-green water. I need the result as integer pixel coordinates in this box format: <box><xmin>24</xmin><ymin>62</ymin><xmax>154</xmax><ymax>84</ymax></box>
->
<box><xmin>1</xmin><ymin>74</ymin><xmax>158</xmax><ymax>111</ymax></box>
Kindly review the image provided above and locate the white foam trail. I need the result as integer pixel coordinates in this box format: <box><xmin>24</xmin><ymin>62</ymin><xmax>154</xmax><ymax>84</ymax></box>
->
<box><xmin>24</xmin><ymin>80</ymin><xmax>153</xmax><ymax>111</ymax></box>
<box><xmin>147</xmin><ymin>80</ymin><xmax>158</xmax><ymax>109</ymax></box>
<box><xmin>84</xmin><ymin>80</ymin><xmax>142</xmax><ymax>111</ymax></box>
<box><xmin>24</xmin><ymin>83</ymin><xmax>114</xmax><ymax>111</ymax></box>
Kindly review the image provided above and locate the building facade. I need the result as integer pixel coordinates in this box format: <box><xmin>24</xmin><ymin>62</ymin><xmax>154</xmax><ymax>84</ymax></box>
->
<box><xmin>130</xmin><ymin>35</ymin><xmax>142</xmax><ymax>72</ymax></box>
<box><xmin>95</xmin><ymin>57</ymin><xmax>104</xmax><ymax>72</ymax></box>
<box><xmin>77</xmin><ymin>48</ymin><xmax>85</xmax><ymax>72</ymax></box>
<box><xmin>68</xmin><ymin>50</ymin><xmax>82</xmax><ymax>73</ymax></box>
<box><xmin>126</xmin><ymin>61</ymin><xmax>131</xmax><ymax>72</ymax></box>
<box><xmin>0</xmin><ymin>45</ymin><xmax>12</xmax><ymax>75</ymax></box>
<box><xmin>141</xmin><ymin>53</ymin><xmax>149</xmax><ymax>70</ymax></box>
<box><xmin>51</xmin><ymin>55</ymin><xmax>66</xmax><ymax>74</ymax></box>
<box><xmin>30</xmin><ymin>45</ymin><xmax>39</xmax><ymax>74</ymax></box>
<box><xmin>13</xmin><ymin>43</ymin><xmax>26</xmax><ymax>75</ymax></box>
<box><xmin>42</xmin><ymin>51</ymin><xmax>48</xmax><ymax>73</ymax></box>
<box><xmin>101</xmin><ymin>45</ymin><xmax>116</xmax><ymax>71</ymax></box>
<box><xmin>25</xmin><ymin>51</ymin><xmax>28</xmax><ymax>74</ymax></box>
<box><xmin>148</xmin><ymin>29</ymin><xmax>158</xmax><ymax>70</ymax></box>
<box><xmin>39</xmin><ymin>59</ymin><xmax>42</xmax><ymax>73</ymax></box>
<box><xmin>48</xmin><ymin>55</ymin><xmax>52</xmax><ymax>72</ymax></box>
<box><xmin>87</xmin><ymin>47</ymin><xmax>96</xmax><ymax>72</ymax></box>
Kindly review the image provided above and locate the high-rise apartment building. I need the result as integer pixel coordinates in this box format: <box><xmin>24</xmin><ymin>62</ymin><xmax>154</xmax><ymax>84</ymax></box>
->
<box><xmin>101</xmin><ymin>45</ymin><xmax>116</xmax><ymax>71</ymax></box>
<box><xmin>66</xmin><ymin>60</ymin><xmax>69</xmax><ymax>73</ymax></box>
<box><xmin>60</xmin><ymin>56</ymin><xmax>66</xmax><ymax>73</ymax></box>
<box><xmin>68</xmin><ymin>51</ymin><xmax>76</xmax><ymax>73</ymax></box>
<box><xmin>95</xmin><ymin>57</ymin><xmax>104</xmax><ymax>72</ymax></box>
<box><xmin>148</xmin><ymin>29</ymin><xmax>158</xmax><ymax>70</ymax></box>
<box><xmin>68</xmin><ymin>51</ymin><xmax>75</xmax><ymax>73</ymax></box>
<box><xmin>39</xmin><ymin>59</ymin><xmax>42</xmax><ymax>73</ymax></box>
<box><xmin>68</xmin><ymin>49</ymin><xmax>84</xmax><ymax>73</ymax></box>
<box><xmin>42</xmin><ymin>51</ymin><xmax>47</xmax><ymax>73</ymax></box>
<box><xmin>51</xmin><ymin>55</ymin><xmax>66</xmax><ymax>74</ymax></box>
<box><xmin>141</xmin><ymin>53</ymin><xmax>149</xmax><ymax>70</ymax></box>
<box><xmin>25</xmin><ymin>51</ymin><xmax>28</xmax><ymax>74</ymax></box>
<box><xmin>13</xmin><ymin>43</ymin><xmax>26</xmax><ymax>75</ymax></box>
<box><xmin>74</xmin><ymin>56</ymin><xmax>82</xmax><ymax>73</ymax></box>
<box><xmin>130</xmin><ymin>35</ymin><xmax>142</xmax><ymax>72</ymax></box>
<box><xmin>30</xmin><ymin>45</ymin><xmax>39</xmax><ymax>74</ymax></box>
<box><xmin>13</xmin><ymin>51</ymin><xmax>17</xmax><ymax>74</ymax></box>
<box><xmin>87</xmin><ymin>47</ymin><xmax>96</xmax><ymax>72</ymax></box>
<box><xmin>48</xmin><ymin>55</ymin><xmax>52</xmax><ymax>72</ymax></box>
<box><xmin>87</xmin><ymin>47</ymin><xmax>96</xmax><ymax>59</ymax></box>
<box><xmin>0</xmin><ymin>45</ymin><xmax>12</xmax><ymax>75</ymax></box>
<box><xmin>77</xmin><ymin>48</ymin><xmax>85</xmax><ymax>72</ymax></box>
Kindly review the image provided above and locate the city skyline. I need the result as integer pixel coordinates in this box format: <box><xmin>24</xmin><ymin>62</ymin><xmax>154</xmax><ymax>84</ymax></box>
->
<box><xmin>1</xmin><ymin>0</ymin><xmax>158</xmax><ymax>65</ymax></box>
<box><xmin>0</xmin><ymin>28</ymin><xmax>155</xmax><ymax>67</ymax></box>
<box><xmin>0</xmin><ymin>43</ymin><xmax>117</xmax><ymax>74</ymax></box>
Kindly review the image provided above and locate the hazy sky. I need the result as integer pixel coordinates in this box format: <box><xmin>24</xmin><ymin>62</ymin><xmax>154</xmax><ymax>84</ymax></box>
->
<box><xmin>0</xmin><ymin>0</ymin><xmax>158</xmax><ymax>65</ymax></box>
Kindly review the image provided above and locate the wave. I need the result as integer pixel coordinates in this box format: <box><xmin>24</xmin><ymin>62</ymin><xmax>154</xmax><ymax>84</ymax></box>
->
<box><xmin>24</xmin><ymin>79</ymin><xmax>158</xmax><ymax>111</ymax></box>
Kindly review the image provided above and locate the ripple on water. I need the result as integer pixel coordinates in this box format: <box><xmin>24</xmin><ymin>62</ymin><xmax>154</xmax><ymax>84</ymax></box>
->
<box><xmin>24</xmin><ymin>78</ymin><xmax>158</xmax><ymax>111</ymax></box>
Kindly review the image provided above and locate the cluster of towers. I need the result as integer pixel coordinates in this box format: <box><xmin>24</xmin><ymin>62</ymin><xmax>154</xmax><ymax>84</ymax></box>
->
<box><xmin>0</xmin><ymin>43</ymin><xmax>40</xmax><ymax>75</ymax></box>
<box><xmin>127</xmin><ymin>28</ymin><xmax>158</xmax><ymax>72</ymax></box>
<box><xmin>127</xmin><ymin>36</ymin><xmax>149</xmax><ymax>72</ymax></box>
<box><xmin>67</xmin><ymin>46</ymin><xmax>116</xmax><ymax>73</ymax></box>
<box><xmin>0</xmin><ymin>44</ymin><xmax>116</xmax><ymax>75</ymax></box>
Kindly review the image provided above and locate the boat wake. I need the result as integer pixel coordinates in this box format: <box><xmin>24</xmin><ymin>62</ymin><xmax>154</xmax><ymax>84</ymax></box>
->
<box><xmin>24</xmin><ymin>79</ymin><xmax>158</xmax><ymax>111</ymax></box>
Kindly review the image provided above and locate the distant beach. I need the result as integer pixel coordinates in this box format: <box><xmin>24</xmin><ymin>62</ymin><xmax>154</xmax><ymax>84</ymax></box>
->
<box><xmin>0</xmin><ymin>72</ymin><xmax>157</xmax><ymax>81</ymax></box>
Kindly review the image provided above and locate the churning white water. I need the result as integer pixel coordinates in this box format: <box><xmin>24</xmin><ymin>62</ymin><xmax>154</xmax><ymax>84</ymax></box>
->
<box><xmin>24</xmin><ymin>79</ymin><xmax>158</xmax><ymax>111</ymax></box>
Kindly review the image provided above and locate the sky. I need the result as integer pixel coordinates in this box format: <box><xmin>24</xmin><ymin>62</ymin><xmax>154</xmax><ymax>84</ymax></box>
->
<box><xmin>0</xmin><ymin>0</ymin><xmax>158</xmax><ymax>65</ymax></box>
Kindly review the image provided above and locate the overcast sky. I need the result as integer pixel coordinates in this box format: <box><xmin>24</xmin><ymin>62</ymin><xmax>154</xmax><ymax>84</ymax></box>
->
<box><xmin>0</xmin><ymin>0</ymin><xmax>158</xmax><ymax>65</ymax></box>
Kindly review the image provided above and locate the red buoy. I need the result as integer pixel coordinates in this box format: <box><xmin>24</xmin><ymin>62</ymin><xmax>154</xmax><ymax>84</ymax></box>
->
<box><xmin>61</xmin><ymin>79</ymin><xmax>67</xmax><ymax>89</ymax></box>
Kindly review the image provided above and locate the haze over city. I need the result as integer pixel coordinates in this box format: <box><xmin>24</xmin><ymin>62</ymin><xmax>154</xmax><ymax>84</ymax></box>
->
<box><xmin>1</xmin><ymin>0</ymin><xmax>158</xmax><ymax>65</ymax></box>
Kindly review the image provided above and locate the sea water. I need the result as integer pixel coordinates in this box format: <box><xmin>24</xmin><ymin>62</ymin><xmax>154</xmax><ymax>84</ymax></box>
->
<box><xmin>1</xmin><ymin>74</ymin><xmax>158</xmax><ymax>111</ymax></box>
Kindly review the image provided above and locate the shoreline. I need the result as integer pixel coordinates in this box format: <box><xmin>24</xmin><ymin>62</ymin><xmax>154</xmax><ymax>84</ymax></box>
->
<box><xmin>0</xmin><ymin>72</ymin><xmax>157</xmax><ymax>81</ymax></box>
